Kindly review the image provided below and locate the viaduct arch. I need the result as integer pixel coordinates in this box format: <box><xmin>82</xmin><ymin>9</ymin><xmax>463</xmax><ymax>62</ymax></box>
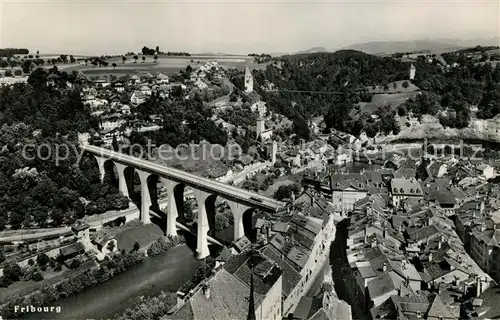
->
<box><xmin>84</xmin><ymin>144</ymin><xmax>284</xmax><ymax>259</ymax></box>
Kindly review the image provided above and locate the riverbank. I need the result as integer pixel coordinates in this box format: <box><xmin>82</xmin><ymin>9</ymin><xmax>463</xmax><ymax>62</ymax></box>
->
<box><xmin>19</xmin><ymin>244</ymin><xmax>199</xmax><ymax>320</ymax></box>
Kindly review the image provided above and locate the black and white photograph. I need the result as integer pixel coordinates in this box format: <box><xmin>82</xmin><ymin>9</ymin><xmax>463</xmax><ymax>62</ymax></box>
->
<box><xmin>0</xmin><ymin>0</ymin><xmax>499</xmax><ymax>319</ymax></box>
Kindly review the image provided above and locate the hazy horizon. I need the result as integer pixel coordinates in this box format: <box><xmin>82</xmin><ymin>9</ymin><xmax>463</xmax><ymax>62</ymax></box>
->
<box><xmin>0</xmin><ymin>0</ymin><xmax>498</xmax><ymax>56</ymax></box>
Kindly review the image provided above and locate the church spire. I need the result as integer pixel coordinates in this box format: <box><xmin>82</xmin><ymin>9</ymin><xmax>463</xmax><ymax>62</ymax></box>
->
<box><xmin>247</xmin><ymin>265</ymin><xmax>256</xmax><ymax>320</ymax></box>
<box><xmin>246</xmin><ymin>248</ymin><xmax>257</xmax><ymax>320</ymax></box>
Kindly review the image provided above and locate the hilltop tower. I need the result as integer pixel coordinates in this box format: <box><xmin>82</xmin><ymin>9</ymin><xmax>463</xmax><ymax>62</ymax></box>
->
<box><xmin>256</xmin><ymin>117</ymin><xmax>265</xmax><ymax>138</ymax></box>
<box><xmin>244</xmin><ymin>66</ymin><xmax>254</xmax><ymax>93</ymax></box>
<box><xmin>409</xmin><ymin>64</ymin><xmax>416</xmax><ymax>80</ymax></box>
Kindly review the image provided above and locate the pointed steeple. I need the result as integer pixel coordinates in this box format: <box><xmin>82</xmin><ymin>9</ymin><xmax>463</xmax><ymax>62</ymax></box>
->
<box><xmin>246</xmin><ymin>247</ymin><xmax>258</xmax><ymax>320</ymax></box>
<box><xmin>247</xmin><ymin>265</ymin><xmax>256</xmax><ymax>320</ymax></box>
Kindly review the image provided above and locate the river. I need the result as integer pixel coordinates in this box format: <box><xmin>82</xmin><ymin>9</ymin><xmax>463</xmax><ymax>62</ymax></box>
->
<box><xmin>22</xmin><ymin>245</ymin><xmax>200</xmax><ymax>320</ymax></box>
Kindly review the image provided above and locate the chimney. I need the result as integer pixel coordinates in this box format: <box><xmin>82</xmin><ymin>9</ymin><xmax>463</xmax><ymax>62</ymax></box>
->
<box><xmin>438</xmin><ymin>239</ymin><xmax>442</xmax><ymax>250</ymax></box>
<box><xmin>203</xmin><ymin>284</ymin><xmax>211</xmax><ymax>300</ymax></box>
<box><xmin>463</xmin><ymin>282</ymin><xmax>468</xmax><ymax>295</ymax></box>
<box><xmin>291</xmin><ymin>192</ymin><xmax>295</xmax><ymax>202</ymax></box>
<box><xmin>481</xmin><ymin>223</ymin><xmax>486</xmax><ymax>232</ymax></box>
<box><xmin>383</xmin><ymin>262</ymin><xmax>387</xmax><ymax>272</ymax></box>
<box><xmin>429</xmin><ymin>252</ymin><xmax>433</xmax><ymax>262</ymax></box>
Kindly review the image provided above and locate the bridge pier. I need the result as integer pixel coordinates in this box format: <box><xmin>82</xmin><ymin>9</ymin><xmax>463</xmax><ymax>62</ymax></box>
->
<box><xmin>94</xmin><ymin>156</ymin><xmax>106</xmax><ymax>183</ymax></box>
<box><xmin>137</xmin><ymin>170</ymin><xmax>151</xmax><ymax>224</ymax></box>
<box><xmin>227</xmin><ymin>201</ymin><xmax>250</xmax><ymax>241</ymax></box>
<box><xmin>165</xmin><ymin>180</ymin><xmax>181</xmax><ymax>236</ymax></box>
<box><xmin>193</xmin><ymin>189</ymin><xmax>211</xmax><ymax>260</ymax></box>
<box><xmin>114</xmin><ymin>163</ymin><xmax>130</xmax><ymax>198</ymax></box>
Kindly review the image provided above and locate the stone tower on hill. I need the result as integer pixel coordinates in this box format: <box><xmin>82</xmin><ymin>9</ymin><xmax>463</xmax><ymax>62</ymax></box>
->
<box><xmin>244</xmin><ymin>66</ymin><xmax>254</xmax><ymax>93</ymax></box>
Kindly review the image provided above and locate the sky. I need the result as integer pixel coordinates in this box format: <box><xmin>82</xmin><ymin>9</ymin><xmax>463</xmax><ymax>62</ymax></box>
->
<box><xmin>0</xmin><ymin>0</ymin><xmax>498</xmax><ymax>55</ymax></box>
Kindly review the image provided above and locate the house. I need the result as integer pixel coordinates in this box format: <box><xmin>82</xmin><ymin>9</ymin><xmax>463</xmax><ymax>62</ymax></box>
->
<box><xmin>113</xmin><ymin>82</ymin><xmax>125</xmax><ymax>92</ymax></box>
<box><xmin>92</xmin><ymin>230</ymin><xmax>118</xmax><ymax>256</ymax></box>
<box><xmin>121</xmin><ymin>104</ymin><xmax>131</xmax><ymax>115</ymax></box>
<box><xmin>59</xmin><ymin>242</ymin><xmax>85</xmax><ymax>261</ymax></box>
<box><xmin>95</xmin><ymin>78</ymin><xmax>110</xmax><ymax>88</ymax></box>
<box><xmin>256</xmin><ymin>118</ymin><xmax>273</xmax><ymax>141</ymax></box>
<box><xmin>476</xmin><ymin>163</ymin><xmax>495</xmax><ymax>180</ymax></box>
<box><xmin>330</xmin><ymin>172</ymin><xmax>387</xmax><ymax>213</ymax></box>
<box><xmin>194</xmin><ymin>79</ymin><xmax>208</xmax><ymax>90</ymax></box>
<box><xmin>140</xmin><ymin>85</ymin><xmax>152</xmax><ymax>96</ymax></box>
<box><xmin>130</xmin><ymin>91</ymin><xmax>146</xmax><ymax>106</ymax></box>
<box><xmin>156</xmin><ymin>72</ymin><xmax>169</xmax><ymax>84</ymax></box>
<box><xmin>390</xmin><ymin>178</ymin><xmax>423</xmax><ymax>208</ymax></box>
<box><xmin>168</xmin><ymin>249</ymin><xmax>283</xmax><ymax>320</ymax></box>
<box><xmin>129</xmin><ymin>74</ymin><xmax>140</xmax><ymax>85</ymax></box>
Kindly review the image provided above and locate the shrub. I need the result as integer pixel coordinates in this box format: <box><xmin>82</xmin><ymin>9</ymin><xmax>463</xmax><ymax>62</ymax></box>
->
<box><xmin>32</xmin><ymin>271</ymin><xmax>43</xmax><ymax>282</ymax></box>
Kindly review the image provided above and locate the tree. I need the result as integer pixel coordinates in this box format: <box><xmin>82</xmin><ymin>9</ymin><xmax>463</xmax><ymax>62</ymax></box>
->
<box><xmin>142</xmin><ymin>56</ymin><xmax>146</xmax><ymax>63</ymax></box>
<box><xmin>122</xmin><ymin>56</ymin><xmax>127</xmax><ymax>64</ymax></box>
<box><xmin>37</xmin><ymin>253</ymin><xmax>50</xmax><ymax>267</ymax></box>
<box><xmin>133</xmin><ymin>242</ymin><xmax>140</xmax><ymax>251</ymax></box>
<box><xmin>112</xmin><ymin>63</ymin><xmax>117</xmax><ymax>69</ymax></box>
<box><xmin>3</xmin><ymin>262</ymin><xmax>22</xmax><ymax>282</ymax></box>
<box><xmin>69</xmin><ymin>259</ymin><xmax>80</xmax><ymax>269</ymax></box>
<box><xmin>393</xmin><ymin>82</ymin><xmax>398</xmax><ymax>90</ymax></box>
<box><xmin>32</xmin><ymin>271</ymin><xmax>43</xmax><ymax>282</ymax></box>
<box><xmin>133</xmin><ymin>55</ymin><xmax>138</xmax><ymax>63</ymax></box>
<box><xmin>155</xmin><ymin>46</ymin><xmax>160</xmax><ymax>54</ymax></box>
<box><xmin>274</xmin><ymin>183</ymin><xmax>301</xmax><ymax>201</ymax></box>
<box><xmin>402</xmin><ymin>81</ymin><xmax>409</xmax><ymax>92</ymax></box>
<box><xmin>154</xmin><ymin>55</ymin><xmax>158</xmax><ymax>63</ymax></box>
<box><xmin>69</xmin><ymin>55</ymin><xmax>75</xmax><ymax>63</ymax></box>
<box><xmin>107</xmin><ymin>241</ymin><xmax>116</xmax><ymax>252</ymax></box>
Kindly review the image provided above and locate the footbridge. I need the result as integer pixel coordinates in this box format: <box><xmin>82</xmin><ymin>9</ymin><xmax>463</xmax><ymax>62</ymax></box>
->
<box><xmin>81</xmin><ymin>144</ymin><xmax>284</xmax><ymax>259</ymax></box>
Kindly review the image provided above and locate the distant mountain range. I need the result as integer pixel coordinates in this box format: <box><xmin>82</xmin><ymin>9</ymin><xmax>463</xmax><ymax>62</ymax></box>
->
<box><xmin>273</xmin><ymin>37</ymin><xmax>500</xmax><ymax>57</ymax></box>
<box><xmin>341</xmin><ymin>37</ymin><xmax>500</xmax><ymax>55</ymax></box>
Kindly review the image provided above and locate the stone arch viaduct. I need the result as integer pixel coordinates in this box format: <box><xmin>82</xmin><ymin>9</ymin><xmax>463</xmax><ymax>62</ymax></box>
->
<box><xmin>82</xmin><ymin>144</ymin><xmax>284</xmax><ymax>259</ymax></box>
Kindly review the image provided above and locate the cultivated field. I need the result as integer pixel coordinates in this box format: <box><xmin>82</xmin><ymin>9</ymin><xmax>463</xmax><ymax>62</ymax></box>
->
<box><xmin>64</xmin><ymin>55</ymin><xmax>269</xmax><ymax>77</ymax></box>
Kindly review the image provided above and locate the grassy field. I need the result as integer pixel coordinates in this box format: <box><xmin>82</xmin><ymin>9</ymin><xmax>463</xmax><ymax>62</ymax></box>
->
<box><xmin>359</xmin><ymin>91</ymin><xmax>420</xmax><ymax>114</ymax></box>
<box><xmin>367</xmin><ymin>80</ymin><xmax>420</xmax><ymax>94</ymax></box>
<box><xmin>64</xmin><ymin>55</ymin><xmax>269</xmax><ymax>77</ymax></box>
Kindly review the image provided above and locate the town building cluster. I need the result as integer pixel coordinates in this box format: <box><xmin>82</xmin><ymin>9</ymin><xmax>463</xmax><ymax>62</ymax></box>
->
<box><xmin>298</xmin><ymin>140</ymin><xmax>500</xmax><ymax>319</ymax></box>
<box><xmin>166</xmin><ymin>190</ymin><xmax>350</xmax><ymax>320</ymax></box>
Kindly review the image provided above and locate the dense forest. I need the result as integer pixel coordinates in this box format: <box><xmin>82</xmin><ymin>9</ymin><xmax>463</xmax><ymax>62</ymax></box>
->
<box><xmin>252</xmin><ymin>49</ymin><xmax>500</xmax><ymax>137</ymax></box>
<box><xmin>0</xmin><ymin>68</ymin><xmax>128</xmax><ymax>230</ymax></box>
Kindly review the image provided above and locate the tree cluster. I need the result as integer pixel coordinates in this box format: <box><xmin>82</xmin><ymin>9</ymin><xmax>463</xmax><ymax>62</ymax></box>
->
<box><xmin>0</xmin><ymin>69</ymin><xmax>127</xmax><ymax>230</ymax></box>
<box><xmin>0</xmin><ymin>48</ymin><xmax>29</xmax><ymax>57</ymax></box>
<box><xmin>403</xmin><ymin>61</ymin><xmax>500</xmax><ymax>127</ymax></box>
<box><xmin>114</xmin><ymin>291</ymin><xmax>177</xmax><ymax>320</ymax></box>
<box><xmin>146</xmin><ymin>235</ymin><xmax>186</xmax><ymax>256</ymax></box>
<box><xmin>274</xmin><ymin>183</ymin><xmax>302</xmax><ymax>201</ymax></box>
<box><xmin>178</xmin><ymin>256</ymin><xmax>216</xmax><ymax>293</ymax></box>
<box><xmin>128</xmin><ymin>93</ymin><xmax>228</xmax><ymax>148</ymax></box>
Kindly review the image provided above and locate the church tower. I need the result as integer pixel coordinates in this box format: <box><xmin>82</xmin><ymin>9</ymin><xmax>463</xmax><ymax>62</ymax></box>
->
<box><xmin>244</xmin><ymin>66</ymin><xmax>254</xmax><ymax>93</ymax></box>
<box><xmin>256</xmin><ymin>117</ymin><xmax>265</xmax><ymax>139</ymax></box>
<box><xmin>409</xmin><ymin>64</ymin><xmax>416</xmax><ymax>80</ymax></box>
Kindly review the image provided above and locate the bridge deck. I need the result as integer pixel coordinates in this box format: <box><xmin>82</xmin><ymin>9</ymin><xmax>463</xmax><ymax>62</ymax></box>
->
<box><xmin>83</xmin><ymin>144</ymin><xmax>284</xmax><ymax>212</ymax></box>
